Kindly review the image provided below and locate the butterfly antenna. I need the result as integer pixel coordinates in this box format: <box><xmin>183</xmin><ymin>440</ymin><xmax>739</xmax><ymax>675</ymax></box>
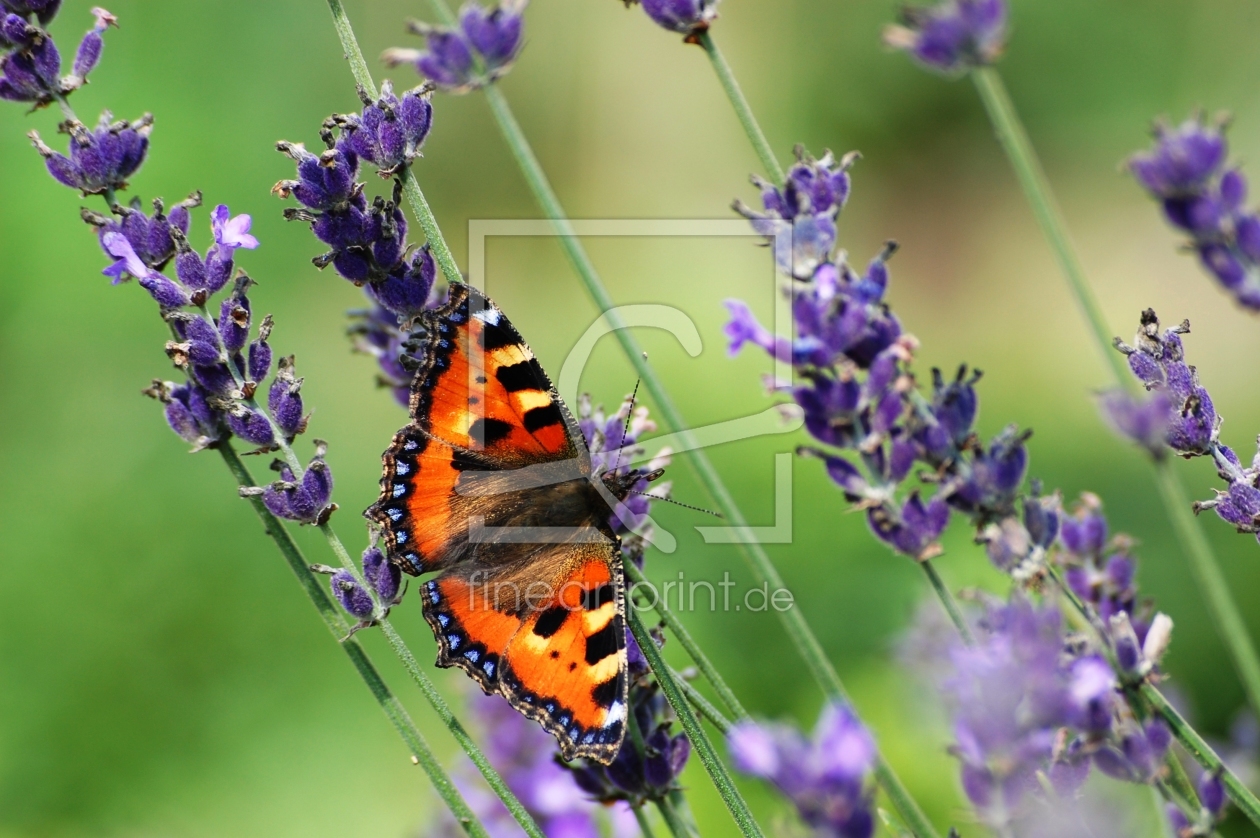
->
<box><xmin>613</xmin><ymin>378</ymin><xmax>642</xmax><ymax>474</ymax></box>
<box><xmin>625</xmin><ymin>489</ymin><xmax>723</xmax><ymax>519</ymax></box>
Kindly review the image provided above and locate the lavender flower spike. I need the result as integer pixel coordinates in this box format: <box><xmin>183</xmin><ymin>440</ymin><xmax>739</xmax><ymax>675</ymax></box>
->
<box><xmin>1128</xmin><ymin>113</ymin><xmax>1260</xmax><ymax>310</ymax></box>
<box><xmin>728</xmin><ymin>702</ymin><xmax>876</xmax><ymax>838</ymax></box>
<box><xmin>30</xmin><ymin>111</ymin><xmax>152</xmax><ymax>195</ymax></box>
<box><xmin>459</xmin><ymin>0</ymin><xmax>526</xmax><ymax>76</ymax></box>
<box><xmin>884</xmin><ymin>0</ymin><xmax>1007</xmax><ymax>75</ymax></box>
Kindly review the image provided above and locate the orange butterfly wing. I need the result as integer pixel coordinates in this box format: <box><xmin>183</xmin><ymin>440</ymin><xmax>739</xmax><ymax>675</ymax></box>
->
<box><xmin>367</xmin><ymin>283</ymin><xmax>629</xmax><ymax>764</ymax></box>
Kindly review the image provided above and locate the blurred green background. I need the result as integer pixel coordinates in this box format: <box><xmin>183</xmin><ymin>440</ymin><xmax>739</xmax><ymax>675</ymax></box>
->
<box><xmin>4</xmin><ymin>0</ymin><xmax>1260</xmax><ymax>835</ymax></box>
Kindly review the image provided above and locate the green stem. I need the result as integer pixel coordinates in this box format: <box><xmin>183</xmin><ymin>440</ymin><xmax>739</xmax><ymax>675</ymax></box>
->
<box><xmin>325</xmin><ymin>0</ymin><xmax>462</xmax><ymax>286</ymax></box>
<box><xmin>217</xmin><ymin>443</ymin><xmax>487</xmax><ymax>837</ymax></box>
<box><xmin>1153</xmin><ymin>460</ymin><xmax>1260</xmax><ymax>714</ymax></box>
<box><xmin>658</xmin><ymin>792</ymin><xmax>702</xmax><ymax>838</ymax></box>
<box><xmin>970</xmin><ymin>65</ymin><xmax>1260</xmax><ymax>718</ymax></box>
<box><xmin>1141</xmin><ymin>684</ymin><xmax>1260</xmax><ymax>829</ymax></box>
<box><xmin>475</xmin><ymin>48</ymin><xmax>940</xmax><ymax>838</ymax></box>
<box><xmin>377</xmin><ymin>621</ymin><xmax>546</xmax><ymax>838</ymax></box>
<box><xmin>919</xmin><ymin>559</ymin><xmax>975</xmax><ymax>647</ymax></box>
<box><xmin>695</xmin><ymin>31</ymin><xmax>785</xmax><ymax>185</ymax></box>
<box><xmin>633</xmin><ymin>803</ymin><xmax>660</xmax><ymax>838</ymax></box>
<box><xmin>969</xmin><ymin>67</ymin><xmax>1130</xmax><ymax>389</ymax></box>
<box><xmin>625</xmin><ymin>561</ymin><xmax>749</xmax><ymax>720</ymax></box>
<box><xmin>670</xmin><ymin>667</ymin><xmax>734</xmax><ymax>734</ymax></box>
<box><xmin>627</xmin><ymin>610</ymin><xmax>767</xmax><ymax>838</ymax></box>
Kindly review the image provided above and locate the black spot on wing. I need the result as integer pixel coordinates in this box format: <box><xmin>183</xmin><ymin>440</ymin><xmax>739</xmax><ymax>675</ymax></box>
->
<box><xmin>581</xmin><ymin>584</ymin><xmax>615</xmax><ymax>611</ymax></box>
<box><xmin>533</xmin><ymin>606</ymin><xmax>569</xmax><ymax>639</ymax></box>
<box><xmin>469</xmin><ymin>417</ymin><xmax>514</xmax><ymax>446</ymax></box>
<box><xmin>481</xmin><ymin>320</ymin><xmax>520</xmax><ymax>352</ymax></box>
<box><xmin>496</xmin><ymin>358</ymin><xmax>547</xmax><ymax>393</ymax></box>
<box><xmin>584</xmin><ymin>621</ymin><xmax>619</xmax><ymax>665</ymax></box>
<box><xmin>591</xmin><ymin>672</ymin><xmax>623</xmax><ymax>709</ymax></box>
<box><xmin>523</xmin><ymin>403</ymin><xmax>564</xmax><ymax>433</ymax></box>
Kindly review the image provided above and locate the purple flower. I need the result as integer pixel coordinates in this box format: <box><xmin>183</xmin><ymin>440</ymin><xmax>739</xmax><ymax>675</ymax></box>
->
<box><xmin>30</xmin><ymin>111</ymin><xmax>151</xmax><ymax>194</ymax></box>
<box><xmin>66</xmin><ymin>6</ymin><xmax>115</xmax><ymax>87</ymax></box>
<box><xmin>884</xmin><ymin>0</ymin><xmax>1007</xmax><ymax>75</ymax></box>
<box><xmin>434</xmin><ymin>690</ymin><xmax>634</xmax><ymax>837</ymax></box>
<box><xmin>86</xmin><ymin>193</ymin><xmax>198</xmax><ymax>274</ymax></box>
<box><xmin>256</xmin><ymin>450</ymin><xmax>336</xmax><ymax>525</ymax></box>
<box><xmin>274</xmin><ymin>140</ymin><xmax>360</xmax><ymax>212</ymax></box>
<box><xmin>329</xmin><ymin>569</ymin><xmax>374</xmax><ymax>620</ymax></box>
<box><xmin>267</xmin><ymin>356</ymin><xmax>307</xmax><ymax>440</ymax></box>
<box><xmin>943</xmin><ymin>597</ymin><xmax>1073</xmax><ymax>826</ymax></box>
<box><xmin>947</xmin><ymin>424</ymin><xmax>1030</xmax><ymax>522</ymax></box>
<box><xmin>636</xmin><ymin>0</ymin><xmax>718</xmax><ymax>38</ymax></box>
<box><xmin>146</xmin><ymin>379</ymin><xmax>223</xmax><ymax>452</ymax></box>
<box><xmin>1129</xmin><ymin>114</ymin><xmax>1260</xmax><ymax>310</ymax></box>
<box><xmin>361</xmin><ymin>545</ymin><xmax>400</xmax><ymax>603</ymax></box>
<box><xmin>867</xmin><ymin>491</ymin><xmax>950</xmax><ymax>560</ymax></box>
<box><xmin>734</xmin><ymin>149</ymin><xmax>856</xmax><ymax>280</ymax></box>
<box><xmin>226</xmin><ymin>407</ymin><xmax>275</xmax><ymax>447</ymax></box>
<box><xmin>367</xmin><ymin>245</ymin><xmax>437</xmax><ymax>320</ymax></box>
<box><xmin>348</xmin><ymin>303</ymin><xmax>422</xmax><ymax>408</ymax></box>
<box><xmin>460</xmin><ymin>0</ymin><xmax>526</xmax><ymax>74</ymax></box>
<box><xmin>1097</xmin><ymin>389</ymin><xmax>1172</xmax><ymax>459</ymax></box>
<box><xmin>338</xmin><ymin>80</ymin><xmax>434</xmax><ymax>175</ymax></box>
<box><xmin>0</xmin><ymin>27</ymin><xmax>60</xmax><ymax>103</ymax></box>
<box><xmin>1113</xmin><ymin>310</ymin><xmax>1217</xmax><ymax>457</ymax></box>
<box><xmin>728</xmin><ymin>702</ymin><xmax>876</xmax><ymax>838</ymax></box>
<box><xmin>387</xmin><ymin>24</ymin><xmax>475</xmax><ymax>92</ymax></box>
<box><xmin>0</xmin><ymin>0</ymin><xmax>60</xmax><ymax>24</ymax></box>
<box><xmin>210</xmin><ymin>204</ymin><xmax>259</xmax><ymax>260</ymax></box>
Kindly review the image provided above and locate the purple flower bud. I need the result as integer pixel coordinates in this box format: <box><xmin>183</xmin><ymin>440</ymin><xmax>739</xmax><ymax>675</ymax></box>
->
<box><xmin>460</xmin><ymin>0</ymin><xmax>526</xmax><ymax>73</ymax></box>
<box><xmin>362</xmin><ymin>546</ymin><xmax>400</xmax><ymax>602</ymax></box>
<box><xmin>1067</xmin><ymin>656</ymin><xmax>1115</xmax><ymax>734</ymax></box>
<box><xmin>275</xmin><ymin>141</ymin><xmax>359</xmax><ymax>211</ymax></box>
<box><xmin>342</xmin><ymin>81</ymin><xmax>434</xmax><ymax>174</ymax></box>
<box><xmin>0</xmin><ymin>14</ymin><xmax>34</xmax><ymax>49</ymax></box>
<box><xmin>728</xmin><ymin>722</ymin><xmax>779</xmax><ymax>777</ymax></box>
<box><xmin>217</xmin><ymin>286</ymin><xmax>251</xmax><ymax>355</ymax></box>
<box><xmin>1200</xmin><ymin>771</ymin><xmax>1225</xmax><ymax>817</ymax></box>
<box><xmin>1165</xmin><ymin>803</ymin><xmax>1191</xmax><ymax>835</ymax></box>
<box><xmin>260</xmin><ymin>452</ymin><xmax>335</xmax><ymax>525</ymax></box>
<box><xmin>1098</xmin><ymin>389</ymin><xmax>1172</xmax><ymax>459</ymax></box>
<box><xmin>138</xmin><ymin>272</ymin><xmax>190</xmax><ymax>308</ymax></box>
<box><xmin>160</xmin><ymin>381</ymin><xmax>222</xmax><ymax>448</ymax></box>
<box><xmin>867</xmin><ymin>491</ymin><xmax>950</xmax><ymax>560</ymax></box>
<box><xmin>1059</xmin><ymin>493</ymin><xmax>1107</xmax><ymax>555</ymax></box>
<box><xmin>0</xmin><ymin>0</ymin><xmax>61</xmax><ymax>24</ymax></box>
<box><xmin>190</xmin><ymin>362</ymin><xmax>234</xmax><ymax>397</ymax></box>
<box><xmin>247</xmin><ymin>318</ymin><xmax>273</xmax><ymax>383</ymax></box>
<box><xmin>227</xmin><ymin>408</ymin><xmax>275</xmax><ymax>447</ymax></box>
<box><xmin>410</xmin><ymin>25</ymin><xmax>476</xmax><ymax>92</ymax></box>
<box><xmin>68</xmin><ymin>7</ymin><xmax>116</xmax><ymax>84</ymax></box>
<box><xmin>885</xmin><ymin>0</ymin><xmax>1007</xmax><ymax>75</ymax></box>
<box><xmin>368</xmin><ymin>245</ymin><xmax>436</xmax><ymax>319</ymax></box>
<box><xmin>268</xmin><ymin>357</ymin><xmax>306</xmax><ymax>439</ymax></box>
<box><xmin>174</xmin><ymin>247</ymin><xmax>207</xmax><ymax>293</ymax></box>
<box><xmin>182</xmin><ymin>314</ymin><xmax>223</xmax><ymax>366</ymax></box>
<box><xmin>29</xmin><ymin>111</ymin><xmax>151</xmax><ymax>194</ymax></box>
<box><xmin>330</xmin><ymin>569</ymin><xmax>374</xmax><ymax>620</ymax></box>
<box><xmin>639</xmin><ymin>0</ymin><xmax>717</xmax><ymax>36</ymax></box>
<box><xmin>1130</xmin><ymin>116</ymin><xmax>1227</xmax><ymax>198</ymax></box>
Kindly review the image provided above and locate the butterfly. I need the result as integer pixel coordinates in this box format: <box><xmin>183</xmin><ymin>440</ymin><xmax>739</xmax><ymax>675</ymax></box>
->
<box><xmin>365</xmin><ymin>282</ymin><xmax>664</xmax><ymax>764</ymax></box>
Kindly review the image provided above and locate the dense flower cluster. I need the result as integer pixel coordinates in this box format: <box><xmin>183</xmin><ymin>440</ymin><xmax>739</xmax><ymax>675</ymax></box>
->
<box><xmin>883</xmin><ymin>0</ymin><xmax>1007</xmax><ymax>74</ymax></box>
<box><xmin>432</xmin><ymin>690</ymin><xmax>639</xmax><ymax>838</ymax></box>
<box><xmin>728</xmin><ymin>702</ymin><xmax>876</xmax><ymax>838</ymax></box>
<box><xmin>382</xmin><ymin>0</ymin><xmax>527</xmax><ymax>93</ymax></box>
<box><xmin>1129</xmin><ymin>114</ymin><xmax>1260</xmax><ymax>310</ymax></box>
<box><xmin>1103</xmin><ymin>310</ymin><xmax>1260</xmax><ymax>545</ymax></box>
<box><xmin>937</xmin><ymin>595</ymin><xmax>1173</xmax><ymax>830</ymax></box>
<box><xmin>1</xmin><ymin>4</ymin><xmax>112</xmax><ymax>105</ymax></box>
<box><xmin>727</xmin><ymin>150</ymin><xmax>1031</xmax><ymax>562</ymax></box>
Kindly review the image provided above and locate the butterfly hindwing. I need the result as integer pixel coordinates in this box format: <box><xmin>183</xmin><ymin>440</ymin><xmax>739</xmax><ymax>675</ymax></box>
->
<box><xmin>421</xmin><ymin>548</ymin><xmax>629</xmax><ymax>763</ymax></box>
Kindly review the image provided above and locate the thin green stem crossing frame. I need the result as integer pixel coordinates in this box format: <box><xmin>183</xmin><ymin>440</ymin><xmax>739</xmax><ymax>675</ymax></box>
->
<box><xmin>970</xmin><ymin>65</ymin><xmax>1260</xmax><ymax>719</ymax></box>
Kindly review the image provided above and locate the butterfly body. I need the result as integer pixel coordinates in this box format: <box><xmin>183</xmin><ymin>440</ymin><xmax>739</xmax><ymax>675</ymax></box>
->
<box><xmin>367</xmin><ymin>283</ymin><xmax>655</xmax><ymax>763</ymax></box>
